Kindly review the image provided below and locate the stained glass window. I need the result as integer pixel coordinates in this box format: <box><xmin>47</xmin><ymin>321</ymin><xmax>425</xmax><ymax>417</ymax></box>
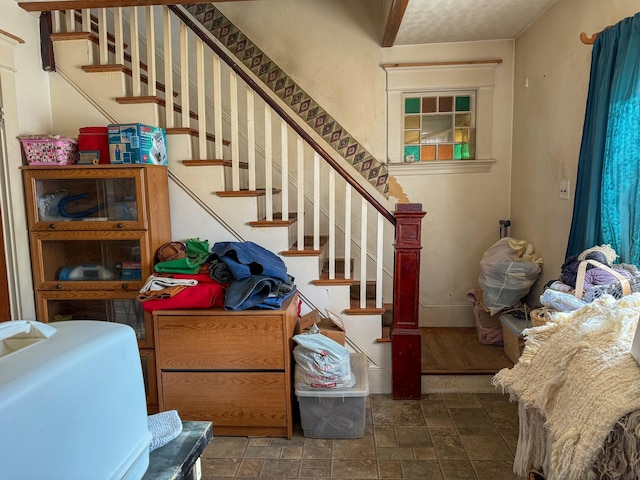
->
<box><xmin>402</xmin><ymin>91</ymin><xmax>476</xmax><ymax>162</ymax></box>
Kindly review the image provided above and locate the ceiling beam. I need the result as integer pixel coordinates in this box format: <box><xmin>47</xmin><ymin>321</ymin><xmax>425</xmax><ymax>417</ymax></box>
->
<box><xmin>381</xmin><ymin>0</ymin><xmax>409</xmax><ymax>48</ymax></box>
<box><xmin>19</xmin><ymin>0</ymin><xmax>251</xmax><ymax>12</ymax></box>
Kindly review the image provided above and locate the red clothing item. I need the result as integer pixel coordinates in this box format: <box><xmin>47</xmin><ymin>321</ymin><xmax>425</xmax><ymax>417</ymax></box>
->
<box><xmin>142</xmin><ymin>273</ymin><xmax>226</xmax><ymax>312</ymax></box>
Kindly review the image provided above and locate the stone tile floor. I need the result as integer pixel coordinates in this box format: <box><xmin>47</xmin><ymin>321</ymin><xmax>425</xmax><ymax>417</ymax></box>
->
<box><xmin>199</xmin><ymin>392</ymin><xmax>527</xmax><ymax>479</ymax></box>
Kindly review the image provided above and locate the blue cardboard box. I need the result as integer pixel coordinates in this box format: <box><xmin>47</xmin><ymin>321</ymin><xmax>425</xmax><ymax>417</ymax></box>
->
<box><xmin>108</xmin><ymin>123</ymin><xmax>167</xmax><ymax>165</ymax></box>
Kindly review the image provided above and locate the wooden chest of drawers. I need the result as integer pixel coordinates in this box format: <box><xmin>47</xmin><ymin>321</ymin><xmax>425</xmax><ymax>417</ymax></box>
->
<box><xmin>153</xmin><ymin>294</ymin><xmax>298</xmax><ymax>438</ymax></box>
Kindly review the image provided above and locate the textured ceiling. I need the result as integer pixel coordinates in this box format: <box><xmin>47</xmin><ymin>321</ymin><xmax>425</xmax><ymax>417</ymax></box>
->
<box><xmin>394</xmin><ymin>0</ymin><xmax>559</xmax><ymax>45</ymax></box>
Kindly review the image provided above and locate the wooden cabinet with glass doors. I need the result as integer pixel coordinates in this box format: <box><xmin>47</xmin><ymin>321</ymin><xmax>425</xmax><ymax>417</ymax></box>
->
<box><xmin>22</xmin><ymin>165</ymin><xmax>171</xmax><ymax>413</ymax></box>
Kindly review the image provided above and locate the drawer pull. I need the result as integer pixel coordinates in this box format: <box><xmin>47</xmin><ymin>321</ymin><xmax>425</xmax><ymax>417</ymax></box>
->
<box><xmin>49</xmin><ymin>223</ymin><xmax>56</xmax><ymax>229</ymax></box>
<box><xmin>55</xmin><ymin>284</ymin><xmax>62</xmax><ymax>290</ymax></box>
<box><xmin>122</xmin><ymin>283</ymin><xmax>129</xmax><ymax>290</ymax></box>
<box><xmin>116</xmin><ymin>223</ymin><xmax>124</xmax><ymax>229</ymax></box>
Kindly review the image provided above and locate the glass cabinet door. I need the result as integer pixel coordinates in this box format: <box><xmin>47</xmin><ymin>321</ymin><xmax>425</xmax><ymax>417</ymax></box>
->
<box><xmin>30</xmin><ymin>231</ymin><xmax>148</xmax><ymax>290</ymax></box>
<box><xmin>22</xmin><ymin>166</ymin><xmax>148</xmax><ymax>231</ymax></box>
<box><xmin>36</xmin><ymin>291</ymin><xmax>153</xmax><ymax>348</ymax></box>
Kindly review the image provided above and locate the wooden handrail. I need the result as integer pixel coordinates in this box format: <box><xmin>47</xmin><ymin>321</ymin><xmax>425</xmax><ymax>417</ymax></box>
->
<box><xmin>19</xmin><ymin>0</ymin><xmax>250</xmax><ymax>13</ymax></box>
<box><xmin>168</xmin><ymin>5</ymin><xmax>396</xmax><ymax>225</ymax></box>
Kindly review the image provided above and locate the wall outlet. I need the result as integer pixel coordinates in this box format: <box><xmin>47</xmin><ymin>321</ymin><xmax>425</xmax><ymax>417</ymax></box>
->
<box><xmin>560</xmin><ymin>179</ymin><xmax>570</xmax><ymax>200</ymax></box>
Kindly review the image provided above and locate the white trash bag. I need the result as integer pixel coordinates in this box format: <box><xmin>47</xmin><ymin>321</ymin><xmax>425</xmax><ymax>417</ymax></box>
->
<box><xmin>293</xmin><ymin>324</ymin><xmax>355</xmax><ymax>390</ymax></box>
<box><xmin>478</xmin><ymin>237</ymin><xmax>543</xmax><ymax>315</ymax></box>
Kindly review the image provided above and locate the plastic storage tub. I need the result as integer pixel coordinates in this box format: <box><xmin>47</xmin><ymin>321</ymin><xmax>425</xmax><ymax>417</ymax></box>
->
<box><xmin>499</xmin><ymin>314</ymin><xmax>529</xmax><ymax>363</ymax></box>
<box><xmin>0</xmin><ymin>320</ymin><xmax>151</xmax><ymax>480</ymax></box>
<box><xmin>295</xmin><ymin>352</ymin><xmax>369</xmax><ymax>438</ymax></box>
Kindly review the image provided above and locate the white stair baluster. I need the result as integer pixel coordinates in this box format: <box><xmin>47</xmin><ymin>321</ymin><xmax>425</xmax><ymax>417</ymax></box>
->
<box><xmin>329</xmin><ymin>169</ymin><xmax>336</xmax><ymax>279</ymax></box>
<box><xmin>113</xmin><ymin>8</ymin><xmax>124</xmax><ymax>66</ymax></box>
<box><xmin>264</xmin><ymin>105</ymin><xmax>273</xmax><ymax>220</ymax></box>
<box><xmin>280</xmin><ymin>120</ymin><xmax>288</xmax><ymax>221</ymax></box>
<box><xmin>98</xmin><ymin>8</ymin><xmax>108</xmax><ymax>65</ymax></box>
<box><xmin>213</xmin><ymin>54</ymin><xmax>223</xmax><ymax>160</ymax></box>
<box><xmin>313</xmin><ymin>152</ymin><xmax>320</xmax><ymax>251</ymax></box>
<box><xmin>196</xmin><ymin>38</ymin><xmax>207</xmax><ymax>159</ymax></box>
<box><xmin>162</xmin><ymin>6</ymin><xmax>174</xmax><ymax>128</ymax></box>
<box><xmin>246</xmin><ymin>87</ymin><xmax>256</xmax><ymax>189</ymax></box>
<box><xmin>376</xmin><ymin>212</ymin><xmax>384</xmax><ymax>309</ymax></box>
<box><xmin>360</xmin><ymin>197</ymin><xmax>368</xmax><ymax>309</ymax></box>
<box><xmin>230</xmin><ymin>71</ymin><xmax>240</xmax><ymax>190</ymax></box>
<box><xmin>145</xmin><ymin>6</ymin><xmax>157</xmax><ymax>97</ymax></box>
<box><xmin>296</xmin><ymin>138</ymin><xmax>304</xmax><ymax>251</ymax></box>
<box><xmin>344</xmin><ymin>184</ymin><xmax>352</xmax><ymax>279</ymax></box>
<box><xmin>129</xmin><ymin>6</ymin><xmax>141</xmax><ymax>97</ymax></box>
<box><xmin>179</xmin><ymin>22</ymin><xmax>190</xmax><ymax>128</ymax></box>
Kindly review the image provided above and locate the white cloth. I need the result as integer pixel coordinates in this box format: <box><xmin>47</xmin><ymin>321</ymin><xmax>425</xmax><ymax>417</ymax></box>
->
<box><xmin>148</xmin><ymin>410</ymin><xmax>182</xmax><ymax>451</ymax></box>
<box><xmin>493</xmin><ymin>293</ymin><xmax>640</xmax><ymax>480</ymax></box>
<box><xmin>139</xmin><ymin>275</ymin><xmax>198</xmax><ymax>293</ymax></box>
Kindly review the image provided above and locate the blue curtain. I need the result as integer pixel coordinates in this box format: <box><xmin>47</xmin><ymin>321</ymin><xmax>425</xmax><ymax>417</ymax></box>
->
<box><xmin>566</xmin><ymin>13</ymin><xmax>640</xmax><ymax>264</ymax></box>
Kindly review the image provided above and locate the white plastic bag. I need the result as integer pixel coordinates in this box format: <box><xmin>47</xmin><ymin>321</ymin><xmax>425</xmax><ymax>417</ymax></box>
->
<box><xmin>478</xmin><ymin>237</ymin><xmax>543</xmax><ymax>315</ymax></box>
<box><xmin>293</xmin><ymin>324</ymin><xmax>355</xmax><ymax>389</ymax></box>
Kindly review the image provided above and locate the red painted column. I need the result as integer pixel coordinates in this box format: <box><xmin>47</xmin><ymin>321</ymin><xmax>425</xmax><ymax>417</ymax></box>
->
<box><xmin>392</xmin><ymin>203</ymin><xmax>426</xmax><ymax>399</ymax></box>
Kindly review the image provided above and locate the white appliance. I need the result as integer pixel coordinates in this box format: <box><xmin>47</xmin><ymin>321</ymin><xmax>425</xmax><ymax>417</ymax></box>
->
<box><xmin>0</xmin><ymin>320</ymin><xmax>152</xmax><ymax>480</ymax></box>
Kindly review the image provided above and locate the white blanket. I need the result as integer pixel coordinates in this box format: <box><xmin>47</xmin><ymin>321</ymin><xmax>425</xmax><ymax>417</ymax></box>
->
<box><xmin>493</xmin><ymin>293</ymin><xmax>640</xmax><ymax>480</ymax></box>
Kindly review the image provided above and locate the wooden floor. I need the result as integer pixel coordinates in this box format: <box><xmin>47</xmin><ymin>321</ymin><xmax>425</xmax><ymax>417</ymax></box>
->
<box><xmin>421</xmin><ymin>327</ymin><xmax>513</xmax><ymax>374</ymax></box>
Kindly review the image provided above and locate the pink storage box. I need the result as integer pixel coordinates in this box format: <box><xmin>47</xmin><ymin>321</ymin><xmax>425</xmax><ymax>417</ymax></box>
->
<box><xmin>19</xmin><ymin>135</ymin><xmax>78</xmax><ymax>165</ymax></box>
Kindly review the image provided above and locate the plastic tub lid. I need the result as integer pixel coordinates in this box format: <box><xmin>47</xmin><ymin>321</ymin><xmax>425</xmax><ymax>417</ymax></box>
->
<box><xmin>296</xmin><ymin>352</ymin><xmax>369</xmax><ymax>397</ymax></box>
<box><xmin>499</xmin><ymin>314</ymin><xmax>530</xmax><ymax>335</ymax></box>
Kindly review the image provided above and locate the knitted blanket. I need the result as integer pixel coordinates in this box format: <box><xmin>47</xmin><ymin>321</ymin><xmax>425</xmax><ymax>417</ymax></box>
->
<box><xmin>493</xmin><ymin>293</ymin><xmax>640</xmax><ymax>480</ymax></box>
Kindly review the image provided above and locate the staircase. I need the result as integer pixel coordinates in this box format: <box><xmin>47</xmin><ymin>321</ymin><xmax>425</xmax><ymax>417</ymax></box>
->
<box><xmin>40</xmin><ymin>4</ymin><xmax>424</xmax><ymax>395</ymax></box>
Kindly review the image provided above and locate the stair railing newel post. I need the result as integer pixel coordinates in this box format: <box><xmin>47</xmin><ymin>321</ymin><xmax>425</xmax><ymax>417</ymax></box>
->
<box><xmin>391</xmin><ymin>203</ymin><xmax>426</xmax><ymax>399</ymax></box>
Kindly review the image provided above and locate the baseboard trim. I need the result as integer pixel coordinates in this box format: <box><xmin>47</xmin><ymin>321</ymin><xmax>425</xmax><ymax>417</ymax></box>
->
<box><xmin>419</xmin><ymin>304</ymin><xmax>475</xmax><ymax>327</ymax></box>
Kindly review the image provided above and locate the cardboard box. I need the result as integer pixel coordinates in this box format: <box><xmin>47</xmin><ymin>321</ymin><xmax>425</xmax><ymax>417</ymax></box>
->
<box><xmin>473</xmin><ymin>305</ymin><xmax>502</xmax><ymax>345</ymax></box>
<box><xmin>499</xmin><ymin>314</ymin><xmax>526</xmax><ymax>363</ymax></box>
<box><xmin>108</xmin><ymin>123</ymin><xmax>167</xmax><ymax>165</ymax></box>
<box><xmin>299</xmin><ymin>309</ymin><xmax>345</xmax><ymax>345</ymax></box>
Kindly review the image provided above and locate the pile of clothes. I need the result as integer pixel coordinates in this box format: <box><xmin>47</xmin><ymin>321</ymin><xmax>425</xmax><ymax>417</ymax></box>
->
<box><xmin>137</xmin><ymin>238</ymin><xmax>296</xmax><ymax>312</ymax></box>
<box><xmin>540</xmin><ymin>244</ymin><xmax>640</xmax><ymax>312</ymax></box>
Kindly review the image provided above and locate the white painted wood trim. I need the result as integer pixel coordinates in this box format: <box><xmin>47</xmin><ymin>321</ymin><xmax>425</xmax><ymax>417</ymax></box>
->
<box><xmin>162</xmin><ymin>6</ymin><xmax>174</xmax><ymax>128</ymax></box>
<box><xmin>344</xmin><ymin>184</ymin><xmax>351</xmax><ymax>279</ymax></box>
<box><xmin>98</xmin><ymin>8</ymin><xmax>108</xmax><ymax>64</ymax></box>
<box><xmin>145</xmin><ymin>6</ymin><xmax>157</xmax><ymax>97</ymax></box>
<box><xmin>328</xmin><ymin>169</ymin><xmax>335</xmax><ymax>279</ymax></box>
<box><xmin>313</xmin><ymin>152</ymin><xmax>320</xmax><ymax>251</ymax></box>
<box><xmin>296</xmin><ymin>138</ymin><xmax>304</xmax><ymax>250</ymax></box>
<box><xmin>230</xmin><ymin>71</ymin><xmax>240</xmax><ymax>190</ymax></box>
<box><xmin>247</xmin><ymin>87</ymin><xmax>256</xmax><ymax>189</ymax></box>
<box><xmin>179</xmin><ymin>22</ymin><xmax>190</xmax><ymax>128</ymax></box>
<box><xmin>280</xmin><ymin>120</ymin><xmax>288</xmax><ymax>221</ymax></box>
<box><xmin>376</xmin><ymin>213</ymin><xmax>384</xmax><ymax>309</ymax></box>
<box><xmin>196</xmin><ymin>38</ymin><xmax>207</xmax><ymax>159</ymax></box>
<box><xmin>360</xmin><ymin>197</ymin><xmax>367</xmax><ymax>309</ymax></box>
<box><xmin>213</xmin><ymin>54</ymin><xmax>223</xmax><ymax>160</ymax></box>
<box><xmin>129</xmin><ymin>6</ymin><xmax>141</xmax><ymax>97</ymax></box>
<box><xmin>113</xmin><ymin>8</ymin><xmax>124</xmax><ymax>65</ymax></box>
<box><xmin>264</xmin><ymin>104</ymin><xmax>273</xmax><ymax>220</ymax></box>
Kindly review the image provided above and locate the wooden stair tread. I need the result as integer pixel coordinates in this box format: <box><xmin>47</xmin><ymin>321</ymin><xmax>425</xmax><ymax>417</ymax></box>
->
<box><xmin>281</xmin><ymin>235</ymin><xmax>328</xmax><ymax>256</ymax></box>
<box><xmin>345</xmin><ymin>297</ymin><xmax>386</xmax><ymax>315</ymax></box>
<box><xmin>249</xmin><ymin>212</ymin><xmax>298</xmax><ymax>227</ymax></box>
<box><xmin>376</xmin><ymin>326</ymin><xmax>392</xmax><ymax>343</ymax></box>
<box><xmin>312</xmin><ymin>273</ymin><xmax>355</xmax><ymax>286</ymax></box>
<box><xmin>182</xmin><ymin>159</ymin><xmax>248</xmax><ymax>169</ymax></box>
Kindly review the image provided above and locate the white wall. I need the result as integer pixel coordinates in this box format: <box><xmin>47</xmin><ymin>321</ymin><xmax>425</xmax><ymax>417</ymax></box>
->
<box><xmin>0</xmin><ymin>0</ymin><xmax>54</xmax><ymax>319</ymax></box>
<box><xmin>511</xmin><ymin>0</ymin><xmax>640</xmax><ymax>301</ymax></box>
<box><xmin>219</xmin><ymin>0</ymin><xmax>515</xmax><ymax>326</ymax></box>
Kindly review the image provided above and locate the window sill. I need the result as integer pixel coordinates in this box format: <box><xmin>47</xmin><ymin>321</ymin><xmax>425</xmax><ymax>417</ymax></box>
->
<box><xmin>387</xmin><ymin>159</ymin><xmax>495</xmax><ymax>175</ymax></box>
